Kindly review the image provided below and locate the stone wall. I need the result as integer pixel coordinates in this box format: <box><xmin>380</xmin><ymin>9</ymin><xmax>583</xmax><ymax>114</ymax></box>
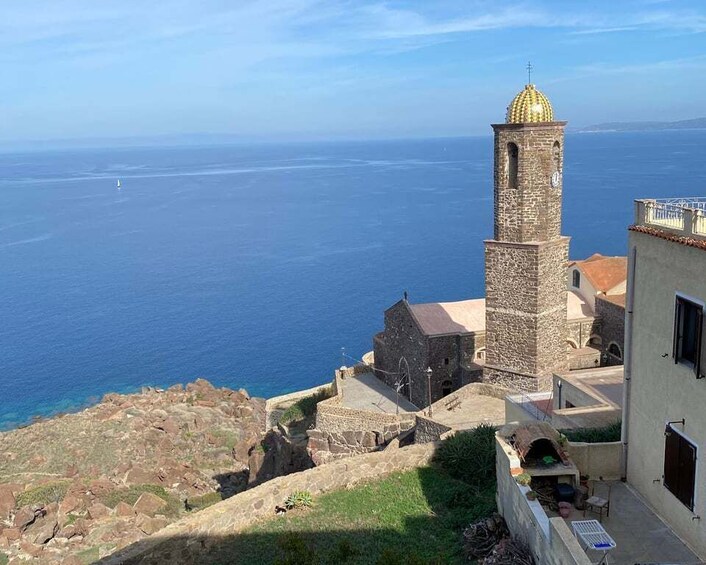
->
<box><xmin>566</xmin><ymin>318</ymin><xmax>601</xmax><ymax>349</ymax></box>
<box><xmin>373</xmin><ymin>300</ymin><xmax>484</xmax><ymax>407</ymax></box>
<box><xmin>414</xmin><ymin>415</ymin><xmax>453</xmax><ymax>444</ymax></box>
<box><xmin>595</xmin><ymin>296</ymin><xmax>625</xmax><ymax>365</ymax></box>
<box><xmin>101</xmin><ymin>444</ymin><xmax>437</xmax><ymax>565</ymax></box>
<box><xmin>265</xmin><ymin>382</ymin><xmax>333</xmax><ymax>430</ymax></box>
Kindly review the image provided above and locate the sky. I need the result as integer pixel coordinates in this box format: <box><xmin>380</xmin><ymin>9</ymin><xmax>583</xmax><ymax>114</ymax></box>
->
<box><xmin>1</xmin><ymin>0</ymin><xmax>705</xmax><ymax>143</ymax></box>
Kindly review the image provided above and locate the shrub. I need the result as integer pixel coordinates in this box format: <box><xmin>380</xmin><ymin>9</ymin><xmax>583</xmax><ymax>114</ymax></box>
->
<box><xmin>560</xmin><ymin>421</ymin><xmax>621</xmax><ymax>443</ymax></box>
<box><xmin>279</xmin><ymin>388</ymin><xmax>332</xmax><ymax>426</ymax></box>
<box><xmin>284</xmin><ymin>491</ymin><xmax>313</xmax><ymax>510</ymax></box>
<box><xmin>434</xmin><ymin>423</ymin><xmax>497</xmax><ymax>488</ymax></box>
<box><xmin>100</xmin><ymin>484</ymin><xmax>182</xmax><ymax>517</ymax></box>
<box><xmin>515</xmin><ymin>473</ymin><xmax>532</xmax><ymax>486</ymax></box>
<box><xmin>16</xmin><ymin>480</ymin><xmax>71</xmax><ymax>507</ymax></box>
<box><xmin>187</xmin><ymin>491</ymin><xmax>222</xmax><ymax>511</ymax></box>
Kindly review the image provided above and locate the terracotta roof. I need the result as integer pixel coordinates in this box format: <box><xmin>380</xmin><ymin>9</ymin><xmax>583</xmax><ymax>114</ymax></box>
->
<box><xmin>570</xmin><ymin>253</ymin><xmax>627</xmax><ymax>293</ymax></box>
<box><xmin>510</xmin><ymin>422</ymin><xmax>570</xmax><ymax>465</ymax></box>
<box><xmin>597</xmin><ymin>293</ymin><xmax>626</xmax><ymax>308</ymax></box>
<box><xmin>409</xmin><ymin>299</ymin><xmax>485</xmax><ymax>336</ymax></box>
<box><xmin>630</xmin><ymin>224</ymin><xmax>706</xmax><ymax>251</ymax></box>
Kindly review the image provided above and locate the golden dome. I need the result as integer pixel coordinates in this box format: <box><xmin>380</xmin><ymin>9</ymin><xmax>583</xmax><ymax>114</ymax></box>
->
<box><xmin>506</xmin><ymin>84</ymin><xmax>553</xmax><ymax>123</ymax></box>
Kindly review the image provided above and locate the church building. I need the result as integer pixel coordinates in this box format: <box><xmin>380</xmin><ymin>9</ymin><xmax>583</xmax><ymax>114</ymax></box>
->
<box><xmin>373</xmin><ymin>82</ymin><xmax>626</xmax><ymax>408</ymax></box>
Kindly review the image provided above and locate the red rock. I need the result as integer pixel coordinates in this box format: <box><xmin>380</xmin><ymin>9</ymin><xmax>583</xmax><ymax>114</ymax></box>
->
<box><xmin>56</xmin><ymin>524</ymin><xmax>78</xmax><ymax>539</ymax></box>
<box><xmin>0</xmin><ymin>485</ymin><xmax>16</xmax><ymax>518</ymax></box>
<box><xmin>59</xmin><ymin>495</ymin><xmax>79</xmax><ymax>515</ymax></box>
<box><xmin>64</xmin><ymin>464</ymin><xmax>79</xmax><ymax>478</ymax></box>
<box><xmin>135</xmin><ymin>513</ymin><xmax>167</xmax><ymax>535</ymax></box>
<box><xmin>87</xmin><ymin>478</ymin><xmax>114</xmax><ymax>498</ymax></box>
<box><xmin>30</xmin><ymin>517</ymin><xmax>58</xmax><ymax>544</ymax></box>
<box><xmin>2</xmin><ymin>527</ymin><xmax>20</xmax><ymax>541</ymax></box>
<box><xmin>125</xmin><ymin>466</ymin><xmax>156</xmax><ymax>485</ymax></box>
<box><xmin>13</xmin><ymin>506</ymin><xmax>36</xmax><ymax>530</ymax></box>
<box><xmin>132</xmin><ymin>492</ymin><xmax>167</xmax><ymax>516</ymax></box>
<box><xmin>19</xmin><ymin>539</ymin><xmax>44</xmax><ymax>557</ymax></box>
<box><xmin>114</xmin><ymin>502</ymin><xmax>135</xmax><ymax>518</ymax></box>
<box><xmin>86</xmin><ymin>502</ymin><xmax>110</xmax><ymax>520</ymax></box>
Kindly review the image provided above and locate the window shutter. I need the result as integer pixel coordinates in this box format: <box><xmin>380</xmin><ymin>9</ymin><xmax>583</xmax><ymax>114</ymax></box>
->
<box><xmin>696</xmin><ymin>310</ymin><xmax>706</xmax><ymax>379</ymax></box>
<box><xmin>674</xmin><ymin>298</ymin><xmax>683</xmax><ymax>363</ymax></box>
<box><xmin>664</xmin><ymin>425</ymin><xmax>680</xmax><ymax>493</ymax></box>
<box><xmin>680</xmin><ymin>441</ymin><xmax>697</xmax><ymax>511</ymax></box>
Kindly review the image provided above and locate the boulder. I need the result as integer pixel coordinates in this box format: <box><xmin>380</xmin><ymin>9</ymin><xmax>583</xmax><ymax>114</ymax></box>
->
<box><xmin>19</xmin><ymin>539</ymin><xmax>44</xmax><ymax>557</ymax></box>
<box><xmin>135</xmin><ymin>513</ymin><xmax>168</xmax><ymax>535</ymax></box>
<box><xmin>59</xmin><ymin>495</ymin><xmax>80</xmax><ymax>515</ymax></box>
<box><xmin>2</xmin><ymin>527</ymin><xmax>20</xmax><ymax>541</ymax></box>
<box><xmin>30</xmin><ymin>517</ymin><xmax>58</xmax><ymax>545</ymax></box>
<box><xmin>132</xmin><ymin>492</ymin><xmax>167</xmax><ymax>516</ymax></box>
<box><xmin>87</xmin><ymin>502</ymin><xmax>111</xmax><ymax>520</ymax></box>
<box><xmin>13</xmin><ymin>506</ymin><xmax>37</xmax><ymax>530</ymax></box>
<box><xmin>114</xmin><ymin>501</ymin><xmax>135</xmax><ymax>518</ymax></box>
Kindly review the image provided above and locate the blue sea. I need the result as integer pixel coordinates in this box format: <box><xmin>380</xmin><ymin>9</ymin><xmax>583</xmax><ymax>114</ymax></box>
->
<box><xmin>0</xmin><ymin>131</ymin><xmax>703</xmax><ymax>429</ymax></box>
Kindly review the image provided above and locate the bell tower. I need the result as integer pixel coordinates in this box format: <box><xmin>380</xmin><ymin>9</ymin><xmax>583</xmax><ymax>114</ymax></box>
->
<box><xmin>483</xmin><ymin>82</ymin><xmax>570</xmax><ymax>391</ymax></box>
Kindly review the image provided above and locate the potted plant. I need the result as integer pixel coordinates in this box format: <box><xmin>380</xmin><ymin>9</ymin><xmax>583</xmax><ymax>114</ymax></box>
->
<box><xmin>525</xmin><ymin>490</ymin><xmax>537</xmax><ymax>501</ymax></box>
<box><xmin>515</xmin><ymin>473</ymin><xmax>532</xmax><ymax>486</ymax></box>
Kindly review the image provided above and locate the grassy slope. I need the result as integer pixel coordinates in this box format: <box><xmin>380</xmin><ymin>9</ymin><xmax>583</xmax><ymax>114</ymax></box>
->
<box><xmin>201</xmin><ymin>466</ymin><xmax>495</xmax><ymax>565</ymax></box>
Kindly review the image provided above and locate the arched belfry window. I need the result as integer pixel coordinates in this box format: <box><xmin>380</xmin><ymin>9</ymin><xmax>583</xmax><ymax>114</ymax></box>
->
<box><xmin>553</xmin><ymin>141</ymin><xmax>561</xmax><ymax>171</ymax></box>
<box><xmin>507</xmin><ymin>142</ymin><xmax>518</xmax><ymax>188</ymax></box>
<box><xmin>572</xmin><ymin>269</ymin><xmax>581</xmax><ymax>288</ymax></box>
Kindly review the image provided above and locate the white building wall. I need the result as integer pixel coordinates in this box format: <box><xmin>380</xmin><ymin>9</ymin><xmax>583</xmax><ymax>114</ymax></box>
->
<box><xmin>568</xmin><ymin>265</ymin><xmax>597</xmax><ymax>309</ymax></box>
<box><xmin>626</xmin><ymin>230</ymin><xmax>706</xmax><ymax>559</ymax></box>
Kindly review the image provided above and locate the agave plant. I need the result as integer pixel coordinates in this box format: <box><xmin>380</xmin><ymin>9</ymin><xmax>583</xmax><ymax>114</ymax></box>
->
<box><xmin>284</xmin><ymin>490</ymin><xmax>314</xmax><ymax>510</ymax></box>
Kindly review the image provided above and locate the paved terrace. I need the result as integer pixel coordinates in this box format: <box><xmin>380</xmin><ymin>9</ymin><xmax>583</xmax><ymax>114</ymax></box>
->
<box><xmin>340</xmin><ymin>372</ymin><xmax>418</xmax><ymax>413</ymax></box>
<box><xmin>552</xmin><ymin>482</ymin><xmax>701</xmax><ymax>565</ymax></box>
<box><xmin>427</xmin><ymin>385</ymin><xmax>506</xmax><ymax>430</ymax></box>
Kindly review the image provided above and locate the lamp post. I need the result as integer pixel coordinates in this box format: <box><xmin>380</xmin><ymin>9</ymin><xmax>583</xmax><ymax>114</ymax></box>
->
<box><xmin>426</xmin><ymin>366</ymin><xmax>433</xmax><ymax>417</ymax></box>
<box><xmin>557</xmin><ymin>379</ymin><xmax>563</xmax><ymax>410</ymax></box>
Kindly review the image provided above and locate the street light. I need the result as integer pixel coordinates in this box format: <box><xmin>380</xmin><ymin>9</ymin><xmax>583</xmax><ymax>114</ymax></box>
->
<box><xmin>426</xmin><ymin>366</ymin><xmax>433</xmax><ymax>417</ymax></box>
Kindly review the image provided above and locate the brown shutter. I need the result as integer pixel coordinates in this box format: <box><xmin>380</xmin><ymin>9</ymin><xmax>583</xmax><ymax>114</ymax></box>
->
<box><xmin>696</xmin><ymin>311</ymin><xmax>706</xmax><ymax>379</ymax></box>
<box><xmin>679</xmin><ymin>440</ymin><xmax>697</xmax><ymax>511</ymax></box>
<box><xmin>664</xmin><ymin>425</ymin><xmax>680</xmax><ymax>493</ymax></box>
<box><xmin>674</xmin><ymin>298</ymin><xmax>682</xmax><ymax>363</ymax></box>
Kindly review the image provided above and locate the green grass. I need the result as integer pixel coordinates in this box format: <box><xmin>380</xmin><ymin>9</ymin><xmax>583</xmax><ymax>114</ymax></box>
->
<box><xmin>99</xmin><ymin>484</ymin><xmax>182</xmax><ymax>517</ymax></box>
<box><xmin>560</xmin><ymin>420</ymin><xmax>622</xmax><ymax>443</ymax></box>
<box><xmin>0</xmin><ymin>551</ymin><xmax>8</xmax><ymax>565</ymax></box>
<box><xmin>279</xmin><ymin>388</ymin><xmax>332</xmax><ymax>427</ymax></box>
<box><xmin>201</xmin><ymin>466</ymin><xmax>495</xmax><ymax>564</ymax></box>
<box><xmin>209</xmin><ymin>429</ymin><xmax>241</xmax><ymax>450</ymax></box>
<box><xmin>188</xmin><ymin>491</ymin><xmax>223</xmax><ymax>511</ymax></box>
<box><xmin>76</xmin><ymin>546</ymin><xmax>100</xmax><ymax>565</ymax></box>
<box><xmin>15</xmin><ymin>480</ymin><xmax>71</xmax><ymax>507</ymax></box>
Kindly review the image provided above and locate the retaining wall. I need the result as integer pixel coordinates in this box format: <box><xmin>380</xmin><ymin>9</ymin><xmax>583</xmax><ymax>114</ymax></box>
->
<box><xmin>566</xmin><ymin>441</ymin><xmax>622</xmax><ymax>481</ymax></box>
<box><xmin>495</xmin><ymin>432</ymin><xmax>591</xmax><ymax>565</ymax></box>
<box><xmin>101</xmin><ymin>443</ymin><xmax>437</xmax><ymax>565</ymax></box>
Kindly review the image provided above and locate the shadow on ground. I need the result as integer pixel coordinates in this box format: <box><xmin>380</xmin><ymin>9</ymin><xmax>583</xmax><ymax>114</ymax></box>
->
<box><xmin>95</xmin><ymin>463</ymin><xmax>496</xmax><ymax>565</ymax></box>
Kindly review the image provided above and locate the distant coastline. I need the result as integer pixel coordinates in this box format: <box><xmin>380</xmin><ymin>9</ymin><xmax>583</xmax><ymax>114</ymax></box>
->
<box><xmin>577</xmin><ymin>117</ymin><xmax>706</xmax><ymax>133</ymax></box>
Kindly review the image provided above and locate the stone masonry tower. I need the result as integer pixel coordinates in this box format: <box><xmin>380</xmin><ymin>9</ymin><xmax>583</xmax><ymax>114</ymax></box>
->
<box><xmin>483</xmin><ymin>83</ymin><xmax>570</xmax><ymax>392</ymax></box>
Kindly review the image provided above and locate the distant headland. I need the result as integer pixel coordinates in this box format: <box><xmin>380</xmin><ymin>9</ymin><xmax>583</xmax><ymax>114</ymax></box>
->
<box><xmin>577</xmin><ymin>117</ymin><xmax>706</xmax><ymax>133</ymax></box>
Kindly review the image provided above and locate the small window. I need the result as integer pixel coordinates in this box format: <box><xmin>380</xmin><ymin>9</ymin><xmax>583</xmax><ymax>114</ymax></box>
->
<box><xmin>475</xmin><ymin>349</ymin><xmax>486</xmax><ymax>361</ymax></box>
<box><xmin>507</xmin><ymin>143</ymin><xmax>518</xmax><ymax>189</ymax></box>
<box><xmin>444</xmin><ymin>358</ymin><xmax>449</xmax><ymax>365</ymax></box>
<box><xmin>441</xmin><ymin>380</ymin><xmax>453</xmax><ymax>397</ymax></box>
<box><xmin>572</xmin><ymin>269</ymin><xmax>581</xmax><ymax>288</ymax></box>
<box><xmin>608</xmin><ymin>343</ymin><xmax>622</xmax><ymax>360</ymax></box>
<box><xmin>673</xmin><ymin>296</ymin><xmax>706</xmax><ymax>377</ymax></box>
<box><xmin>664</xmin><ymin>424</ymin><xmax>697</xmax><ymax>511</ymax></box>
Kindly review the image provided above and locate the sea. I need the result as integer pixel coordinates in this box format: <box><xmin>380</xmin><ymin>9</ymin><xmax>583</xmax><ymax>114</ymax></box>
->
<box><xmin>0</xmin><ymin>131</ymin><xmax>703</xmax><ymax>429</ymax></box>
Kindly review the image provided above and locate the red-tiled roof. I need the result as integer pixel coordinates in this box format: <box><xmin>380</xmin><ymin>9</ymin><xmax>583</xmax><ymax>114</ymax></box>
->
<box><xmin>630</xmin><ymin>224</ymin><xmax>706</xmax><ymax>251</ymax></box>
<box><xmin>597</xmin><ymin>293</ymin><xmax>626</xmax><ymax>307</ymax></box>
<box><xmin>570</xmin><ymin>253</ymin><xmax>627</xmax><ymax>293</ymax></box>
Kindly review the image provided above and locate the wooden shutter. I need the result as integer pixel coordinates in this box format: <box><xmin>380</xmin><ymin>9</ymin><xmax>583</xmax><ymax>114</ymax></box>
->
<box><xmin>664</xmin><ymin>425</ymin><xmax>680</xmax><ymax>494</ymax></box>
<box><xmin>674</xmin><ymin>298</ymin><xmax>683</xmax><ymax>363</ymax></box>
<box><xmin>679</xmin><ymin>440</ymin><xmax>697</xmax><ymax>511</ymax></box>
<box><xmin>696</xmin><ymin>310</ymin><xmax>706</xmax><ymax>379</ymax></box>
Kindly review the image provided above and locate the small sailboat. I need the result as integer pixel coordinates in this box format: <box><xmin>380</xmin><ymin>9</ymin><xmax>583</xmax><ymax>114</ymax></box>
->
<box><xmin>117</xmin><ymin>179</ymin><xmax>122</xmax><ymax>190</ymax></box>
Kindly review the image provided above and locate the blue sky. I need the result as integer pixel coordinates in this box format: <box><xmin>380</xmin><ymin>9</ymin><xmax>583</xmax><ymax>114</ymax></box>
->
<box><xmin>1</xmin><ymin>0</ymin><xmax>705</xmax><ymax>142</ymax></box>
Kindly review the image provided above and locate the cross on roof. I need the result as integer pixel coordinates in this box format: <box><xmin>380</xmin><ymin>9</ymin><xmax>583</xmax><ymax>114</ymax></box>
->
<box><xmin>527</xmin><ymin>61</ymin><xmax>533</xmax><ymax>84</ymax></box>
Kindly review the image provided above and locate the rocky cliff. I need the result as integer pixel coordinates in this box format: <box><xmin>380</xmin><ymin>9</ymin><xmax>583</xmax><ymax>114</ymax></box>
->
<box><xmin>0</xmin><ymin>379</ymin><xmax>267</xmax><ymax>564</ymax></box>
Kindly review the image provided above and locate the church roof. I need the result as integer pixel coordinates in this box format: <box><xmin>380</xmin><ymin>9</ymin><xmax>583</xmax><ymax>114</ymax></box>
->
<box><xmin>570</xmin><ymin>253</ymin><xmax>627</xmax><ymax>293</ymax></box>
<box><xmin>506</xmin><ymin>84</ymin><xmax>554</xmax><ymax>123</ymax></box>
<box><xmin>408</xmin><ymin>291</ymin><xmax>594</xmax><ymax>336</ymax></box>
<box><xmin>409</xmin><ymin>299</ymin><xmax>486</xmax><ymax>336</ymax></box>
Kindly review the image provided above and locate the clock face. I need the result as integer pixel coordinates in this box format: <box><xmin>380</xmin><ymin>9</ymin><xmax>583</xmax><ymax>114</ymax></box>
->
<box><xmin>551</xmin><ymin>171</ymin><xmax>561</xmax><ymax>188</ymax></box>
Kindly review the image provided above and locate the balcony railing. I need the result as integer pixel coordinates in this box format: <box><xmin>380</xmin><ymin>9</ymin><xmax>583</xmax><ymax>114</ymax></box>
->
<box><xmin>635</xmin><ymin>198</ymin><xmax>706</xmax><ymax>239</ymax></box>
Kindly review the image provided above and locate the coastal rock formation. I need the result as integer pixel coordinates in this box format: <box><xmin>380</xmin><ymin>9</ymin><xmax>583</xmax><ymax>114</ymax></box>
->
<box><xmin>0</xmin><ymin>379</ymin><xmax>266</xmax><ymax>564</ymax></box>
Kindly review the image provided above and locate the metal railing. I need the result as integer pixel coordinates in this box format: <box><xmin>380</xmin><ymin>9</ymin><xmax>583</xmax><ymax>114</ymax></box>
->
<box><xmin>635</xmin><ymin>198</ymin><xmax>706</xmax><ymax>238</ymax></box>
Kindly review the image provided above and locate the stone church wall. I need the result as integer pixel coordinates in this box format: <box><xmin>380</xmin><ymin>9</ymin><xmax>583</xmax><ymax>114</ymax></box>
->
<box><xmin>595</xmin><ymin>296</ymin><xmax>625</xmax><ymax>364</ymax></box>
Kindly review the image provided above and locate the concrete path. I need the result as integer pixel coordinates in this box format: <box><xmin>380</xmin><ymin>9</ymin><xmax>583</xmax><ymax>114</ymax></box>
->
<box><xmin>556</xmin><ymin>482</ymin><xmax>700</xmax><ymax>564</ymax></box>
<box><xmin>341</xmin><ymin>373</ymin><xmax>418</xmax><ymax>414</ymax></box>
